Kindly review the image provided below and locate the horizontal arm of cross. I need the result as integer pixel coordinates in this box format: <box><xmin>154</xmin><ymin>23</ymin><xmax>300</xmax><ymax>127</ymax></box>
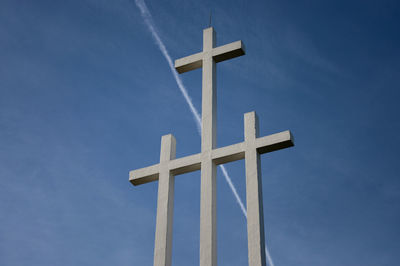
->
<box><xmin>130</xmin><ymin>130</ymin><xmax>293</xmax><ymax>186</ymax></box>
<box><xmin>129</xmin><ymin>153</ymin><xmax>201</xmax><ymax>186</ymax></box>
<box><xmin>212</xmin><ymin>130</ymin><xmax>294</xmax><ymax>164</ymax></box>
<box><xmin>212</xmin><ymin>41</ymin><xmax>245</xmax><ymax>63</ymax></box>
<box><xmin>174</xmin><ymin>51</ymin><xmax>203</xmax><ymax>74</ymax></box>
<box><xmin>174</xmin><ymin>41</ymin><xmax>245</xmax><ymax>74</ymax></box>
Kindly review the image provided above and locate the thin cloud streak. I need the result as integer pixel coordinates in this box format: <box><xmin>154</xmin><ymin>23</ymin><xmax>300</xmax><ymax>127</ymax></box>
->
<box><xmin>134</xmin><ymin>0</ymin><xmax>201</xmax><ymax>133</ymax></box>
<box><xmin>133</xmin><ymin>1</ymin><xmax>274</xmax><ymax>265</ymax></box>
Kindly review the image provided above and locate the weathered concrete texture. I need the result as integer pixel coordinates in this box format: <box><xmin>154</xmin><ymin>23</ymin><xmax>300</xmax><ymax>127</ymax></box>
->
<box><xmin>153</xmin><ymin>134</ymin><xmax>176</xmax><ymax>266</ymax></box>
<box><xmin>200</xmin><ymin>27</ymin><xmax>218</xmax><ymax>266</ymax></box>
<box><xmin>244</xmin><ymin>112</ymin><xmax>266</xmax><ymax>266</ymax></box>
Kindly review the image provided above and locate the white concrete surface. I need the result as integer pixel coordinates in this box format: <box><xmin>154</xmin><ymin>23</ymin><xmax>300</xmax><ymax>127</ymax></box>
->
<box><xmin>244</xmin><ymin>112</ymin><xmax>266</xmax><ymax>266</ymax></box>
<box><xmin>129</xmin><ymin>130</ymin><xmax>293</xmax><ymax>185</ymax></box>
<box><xmin>154</xmin><ymin>134</ymin><xmax>176</xmax><ymax>266</ymax></box>
<box><xmin>130</xmin><ymin>27</ymin><xmax>294</xmax><ymax>266</ymax></box>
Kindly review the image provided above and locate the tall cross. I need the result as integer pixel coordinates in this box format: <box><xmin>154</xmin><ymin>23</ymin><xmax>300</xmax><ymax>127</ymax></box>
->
<box><xmin>130</xmin><ymin>27</ymin><xmax>294</xmax><ymax>266</ymax></box>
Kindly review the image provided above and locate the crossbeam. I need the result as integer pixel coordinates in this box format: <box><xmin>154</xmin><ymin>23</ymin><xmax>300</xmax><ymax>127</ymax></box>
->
<box><xmin>130</xmin><ymin>128</ymin><xmax>293</xmax><ymax>186</ymax></box>
<box><xmin>175</xmin><ymin>40</ymin><xmax>245</xmax><ymax>74</ymax></box>
<box><xmin>130</xmin><ymin>27</ymin><xmax>294</xmax><ymax>266</ymax></box>
<box><xmin>130</xmin><ymin>112</ymin><xmax>294</xmax><ymax>266</ymax></box>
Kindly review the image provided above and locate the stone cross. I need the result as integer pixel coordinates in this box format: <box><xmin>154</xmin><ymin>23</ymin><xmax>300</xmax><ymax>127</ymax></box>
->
<box><xmin>130</xmin><ymin>27</ymin><xmax>294</xmax><ymax>266</ymax></box>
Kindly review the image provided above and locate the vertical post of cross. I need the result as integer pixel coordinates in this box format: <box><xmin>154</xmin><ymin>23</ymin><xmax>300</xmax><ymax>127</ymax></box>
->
<box><xmin>153</xmin><ymin>134</ymin><xmax>176</xmax><ymax>266</ymax></box>
<box><xmin>244</xmin><ymin>112</ymin><xmax>266</xmax><ymax>266</ymax></box>
<box><xmin>132</xmin><ymin>26</ymin><xmax>294</xmax><ymax>266</ymax></box>
<box><xmin>200</xmin><ymin>27</ymin><xmax>217</xmax><ymax>266</ymax></box>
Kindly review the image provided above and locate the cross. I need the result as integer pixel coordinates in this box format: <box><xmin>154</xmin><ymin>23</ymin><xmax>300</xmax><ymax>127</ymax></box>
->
<box><xmin>130</xmin><ymin>27</ymin><xmax>294</xmax><ymax>266</ymax></box>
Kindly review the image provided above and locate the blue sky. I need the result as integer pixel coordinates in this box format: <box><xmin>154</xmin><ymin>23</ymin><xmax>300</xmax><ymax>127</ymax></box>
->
<box><xmin>1</xmin><ymin>0</ymin><xmax>399</xmax><ymax>265</ymax></box>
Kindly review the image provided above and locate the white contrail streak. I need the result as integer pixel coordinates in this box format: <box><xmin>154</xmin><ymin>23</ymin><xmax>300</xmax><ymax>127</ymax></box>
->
<box><xmin>133</xmin><ymin>1</ymin><xmax>274</xmax><ymax>265</ymax></box>
<box><xmin>134</xmin><ymin>0</ymin><xmax>201</xmax><ymax>133</ymax></box>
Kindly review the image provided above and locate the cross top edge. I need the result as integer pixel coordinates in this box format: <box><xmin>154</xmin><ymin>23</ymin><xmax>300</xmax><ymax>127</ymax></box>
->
<box><xmin>174</xmin><ymin>27</ymin><xmax>245</xmax><ymax>74</ymax></box>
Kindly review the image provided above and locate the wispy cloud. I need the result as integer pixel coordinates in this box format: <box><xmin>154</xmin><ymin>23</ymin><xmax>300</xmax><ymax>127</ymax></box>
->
<box><xmin>133</xmin><ymin>0</ymin><xmax>274</xmax><ymax>265</ymax></box>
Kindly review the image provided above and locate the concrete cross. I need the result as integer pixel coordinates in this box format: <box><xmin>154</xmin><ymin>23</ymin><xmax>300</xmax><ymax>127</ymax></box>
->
<box><xmin>130</xmin><ymin>27</ymin><xmax>294</xmax><ymax>266</ymax></box>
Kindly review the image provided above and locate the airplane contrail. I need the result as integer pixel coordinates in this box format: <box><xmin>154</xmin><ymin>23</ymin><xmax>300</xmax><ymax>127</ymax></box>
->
<box><xmin>133</xmin><ymin>1</ymin><xmax>274</xmax><ymax>265</ymax></box>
